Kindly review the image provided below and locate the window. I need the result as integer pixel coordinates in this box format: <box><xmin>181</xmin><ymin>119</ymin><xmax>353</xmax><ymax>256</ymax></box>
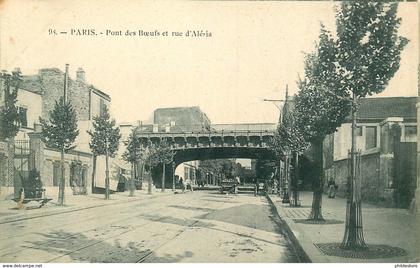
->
<box><xmin>365</xmin><ymin>126</ymin><xmax>377</xmax><ymax>149</ymax></box>
<box><xmin>99</xmin><ymin>99</ymin><xmax>108</xmax><ymax>117</ymax></box>
<box><xmin>405</xmin><ymin>126</ymin><xmax>417</xmax><ymax>138</ymax></box>
<box><xmin>70</xmin><ymin>161</ymin><xmax>87</xmax><ymax>187</ymax></box>
<box><xmin>17</xmin><ymin>107</ymin><xmax>27</xmax><ymax>128</ymax></box>
<box><xmin>356</xmin><ymin>126</ymin><xmax>363</xmax><ymax>136</ymax></box>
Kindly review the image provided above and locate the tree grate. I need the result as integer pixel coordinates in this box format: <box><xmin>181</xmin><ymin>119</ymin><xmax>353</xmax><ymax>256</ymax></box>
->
<box><xmin>315</xmin><ymin>243</ymin><xmax>408</xmax><ymax>259</ymax></box>
<box><xmin>293</xmin><ymin>219</ymin><xmax>344</xmax><ymax>224</ymax></box>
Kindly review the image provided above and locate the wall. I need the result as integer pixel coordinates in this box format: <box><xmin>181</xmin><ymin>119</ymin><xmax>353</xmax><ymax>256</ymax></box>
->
<box><xmin>74</xmin><ymin>120</ymin><xmax>93</xmax><ymax>153</ymax></box>
<box><xmin>41</xmin><ymin>148</ymin><xmax>91</xmax><ymax>185</ymax></box>
<box><xmin>90</xmin><ymin>89</ymin><xmax>110</xmax><ymax>119</ymax></box>
<box><xmin>93</xmin><ymin>155</ymin><xmax>119</xmax><ymax>191</ymax></box>
<box><xmin>325</xmin><ymin>121</ymin><xmax>417</xmax><ymax>208</ymax></box>
<box><xmin>175</xmin><ymin>161</ymin><xmax>198</xmax><ymax>184</ymax></box>
<box><xmin>333</xmin><ymin>123</ymin><xmax>380</xmax><ymax>161</ymax></box>
<box><xmin>67</xmin><ymin>79</ymin><xmax>90</xmax><ymax>121</ymax></box>
<box><xmin>16</xmin><ymin>89</ymin><xmax>42</xmax><ymax>130</ymax></box>
<box><xmin>325</xmin><ymin>151</ymin><xmax>382</xmax><ymax>203</ymax></box>
<box><xmin>38</xmin><ymin>68</ymin><xmax>87</xmax><ymax>121</ymax></box>
<box><xmin>38</xmin><ymin>68</ymin><xmax>109</xmax><ymax>122</ymax></box>
<box><xmin>394</xmin><ymin>142</ymin><xmax>417</xmax><ymax>208</ymax></box>
<box><xmin>37</xmin><ymin>69</ymin><xmax>65</xmax><ymax>119</ymax></box>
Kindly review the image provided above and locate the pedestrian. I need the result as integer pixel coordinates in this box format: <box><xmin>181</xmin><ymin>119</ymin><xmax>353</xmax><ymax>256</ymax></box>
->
<box><xmin>17</xmin><ymin>187</ymin><xmax>25</xmax><ymax>209</ymax></box>
<box><xmin>179</xmin><ymin>177</ymin><xmax>185</xmax><ymax>193</ymax></box>
<box><xmin>185</xmin><ymin>178</ymin><xmax>194</xmax><ymax>192</ymax></box>
<box><xmin>235</xmin><ymin>176</ymin><xmax>240</xmax><ymax>195</ymax></box>
<box><xmin>328</xmin><ymin>177</ymin><xmax>336</xmax><ymax>198</ymax></box>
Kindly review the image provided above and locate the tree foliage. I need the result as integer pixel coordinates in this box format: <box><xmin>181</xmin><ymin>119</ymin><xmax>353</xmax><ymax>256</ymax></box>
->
<box><xmin>335</xmin><ymin>1</ymin><xmax>408</xmax><ymax>98</ymax></box>
<box><xmin>255</xmin><ymin>159</ymin><xmax>276</xmax><ymax>182</ymax></box>
<box><xmin>88</xmin><ymin>106</ymin><xmax>121</xmax><ymax>157</ymax></box>
<box><xmin>40</xmin><ymin>97</ymin><xmax>79</xmax><ymax>151</ymax></box>
<box><xmin>148</xmin><ymin>138</ymin><xmax>176</xmax><ymax>167</ymax></box>
<box><xmin>294</xmin><ymin>25</ymin><xmax>351</xmax><ymax>142</ymax></box>
<box><xmin>122</xmin><ymin>128</ymin><xmax>144</xmax><ymax>164</ymax></box>
<box><xmin>0</xmin><ymin>70</ymin><xmax>22</xmax><ymax>141</ymax></box>
<box><xmin>269</xmin><ymin>107</ymin><xmax>308</xmax><ymax>158</ymax></box>
<box><xmin>199</xmin><ymin>159</ymin><xmax>234</xmax><ymax>174</ymax></box>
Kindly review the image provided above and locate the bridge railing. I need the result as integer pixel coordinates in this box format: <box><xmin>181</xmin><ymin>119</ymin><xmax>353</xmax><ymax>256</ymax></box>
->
<box><xmin>134</xmin><ymin>123</ymin><xmax>276</xmax><ymax>136</ymax></box>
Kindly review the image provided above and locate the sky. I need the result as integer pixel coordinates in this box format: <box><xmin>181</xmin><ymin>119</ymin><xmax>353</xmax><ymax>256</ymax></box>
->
<box><xmin>0</xmin><ymin>0</ymin><xmax>418</xmax><ymax>125</ymax></box>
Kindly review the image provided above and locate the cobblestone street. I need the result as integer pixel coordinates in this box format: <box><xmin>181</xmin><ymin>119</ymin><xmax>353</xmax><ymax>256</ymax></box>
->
<box><xmin>0</xmin><ymin>191</ymin><xmax>303</xmax><ymax>263</ymax></box>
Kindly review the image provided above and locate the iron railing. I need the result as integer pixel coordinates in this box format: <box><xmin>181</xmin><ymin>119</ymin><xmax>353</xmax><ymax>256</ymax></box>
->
<box><xmin>134</xmin><ymin>123</ymin><xmax>276</xmax><ymax>136</ymax></box>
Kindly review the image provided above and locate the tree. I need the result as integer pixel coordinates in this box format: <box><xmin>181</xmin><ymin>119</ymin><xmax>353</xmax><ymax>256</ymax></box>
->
<box><xmin>40</xmin><ymin>97</ymin><xmax>79</xmax><ymax>205</ymax></box>
<box><xmin>88</xmin><ymin>106</ymin><xmax>121</xmax><ymax>200</ymax></box>
<box><xmin>254</xmin><ymin>159</ymin><xmax>276</xmax><ymax>194</ymax></box>
<box><xmin>0</xmin><ymin>70</ymin><xmax>21</xmax><ymax>141</ymax></box>
<box><xmin>0</xmin><ymin>70</ymin><xmax>22</xmax><ymax>192</ymax></box>
<box><xmin>270</xmin><ymin>107</ymin><xmax>308</xmax><ymax>205</ymax></box>
<box><xmin>294</xmin><ymin>25</ymin><xmax>352</xmax><ymax>221</ymax></box>
<box><xmin>198</xmin><ymin>159</ymin><xmax>236</xmax><ymax>185</ymax></box>
<box><xmin>255</xmin><ymin>159</ymin><xmax>276</xmax><ymax>183</ymax></box>
<box><xmin>150</xmin><ymin>138</ymin><xmax>175</xmax><ymax>192</ymax></box>
<box><xmin>334</xmin><ymin>1</ymin><xmax>408</xmax><ymax>250</ymax></box>
<box><xmin>122</xmin><ymin>128</ymin><xmax>143</xmax><ymax>197</ymax></box>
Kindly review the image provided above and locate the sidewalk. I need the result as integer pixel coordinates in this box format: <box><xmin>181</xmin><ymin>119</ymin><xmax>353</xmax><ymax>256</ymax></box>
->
<box><xmin>0</xmin><ymin>189</ymin><xmax>172</xmax><ymax>224</ymax></box>
<box><xmin>267</xmin><ymin>191</ymin><xmax>420</xmax><ymax>263</ymax></box>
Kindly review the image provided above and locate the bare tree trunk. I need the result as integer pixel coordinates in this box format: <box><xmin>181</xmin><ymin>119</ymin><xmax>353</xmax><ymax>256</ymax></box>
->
<box><xmin>161</xmin><ymin>163</ymin><xmax>165</xmax><ymax>192</ymax></box>
<box><xmin>148</xmin><ymin>162</ymin><xmax>152</xmax><ymax>195</ymax></box>
<box><xmin>58</xmin><ymin>148</ymin><xmax>65</xmax><ymax>206</ymax></box>
<box><xmin>308</xmin><ymin>139</ymin><xmax>324</xmax><ymax>221</ymax></box>
<box><xmin>282</xmin><ymin>154</ymin><xmax>290</xmax><ymax>203</ymax></box>
<box><xmin>139</xmin><ymin>161</ymin><xmax>143</xmax><ymax>190</ymax></box>
<box><xmin>105</xmin><ymin>152</ymin><xmax>110</xmax><ymax>200</ymax></box>
<box><xmin>172</xmin><ymin>162</ymin><xmax>175</xmax><ymax>191</ymax></box>
<box><xmin>291</xmin><ymin>152</ymin><xmax>300</xmax><ymax>206</ymax></box>
<box><xmin>341</xmin><ymin>94</ymin><xmax>367</xmax><ymax>249</ymax></box>
<box><xmin>129</xmin><ymin>162</ymin><xmax>135</xmax><ymax>197</ymax></box>
<box><xmin>91</xmin><ymin>154</ymin><xmax>97</xmax><ymax>194</ymax></box>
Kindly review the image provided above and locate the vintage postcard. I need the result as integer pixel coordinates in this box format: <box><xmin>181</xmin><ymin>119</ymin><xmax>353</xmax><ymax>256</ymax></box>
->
<box><xmin>0</xmin><ymin>0</ymin><xmax>419</xmax><ymax>266</ymax></box>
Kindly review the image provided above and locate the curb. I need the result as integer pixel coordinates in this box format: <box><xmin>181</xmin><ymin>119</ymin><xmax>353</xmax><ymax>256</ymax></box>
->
<box><xmin>0</xmin><ymin>193</ymin><xmax>172</xmax><ymax>225</ymax></box>
<box><xmin>266</xmin><ymin>194</ymin><xmax>331</xmax><ymax>263</ymax></box>
<box><xmin>265</xmin><ymin>193</ymin><xmax>311</xmax><ymax>263</ymax></box>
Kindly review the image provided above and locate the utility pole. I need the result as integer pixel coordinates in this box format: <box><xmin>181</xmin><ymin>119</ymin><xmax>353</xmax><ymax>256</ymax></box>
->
<box><xmin>263</xmin><ymin>85</ymin><xmax>287</xmax><ymax>198</ymax></box>
<box><xmin>63</xmin><ymin>64</ymin><xmax>69</xmax><ymax>103</ymax></box>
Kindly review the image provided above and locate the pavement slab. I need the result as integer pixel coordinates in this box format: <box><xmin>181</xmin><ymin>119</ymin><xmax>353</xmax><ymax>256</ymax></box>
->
<box><xmin>267</xmin><ymin>191</ymin><xmax>420</xmax><ymax>263</ymax></box>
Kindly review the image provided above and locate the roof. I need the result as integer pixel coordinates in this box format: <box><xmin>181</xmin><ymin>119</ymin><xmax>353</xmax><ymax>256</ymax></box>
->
<box><xmin>153</xmin><ymin>106</ymin><xmax>211</xmax><ymax>125</ymax></box>
<box><xmin>89</xmin><ymin>85</ymin><xmax>111</xmax><ymax>102</ymax></box>
<box><xmin>154</xmin><ymin>106</ymin><xmax>202</xmax><ymax>113</ymax></box>
<box><xmin>283</xmin><ymin>96</ymin><xmax>417</xmax><ymax>122</ymax></box>
<box><xmin>20</xmin><ymin>75</ymin><xmax>43</xmax><ymax>95</ymax></box>
<box><xmin>357</xmin><ymin>97</ymin><xmax>417</xmax><ymax>120</ymax></box>
<box><xmin>16</xmin><ymin>68</ymin><xmax>111</xmax><ymax>101</ymax></box>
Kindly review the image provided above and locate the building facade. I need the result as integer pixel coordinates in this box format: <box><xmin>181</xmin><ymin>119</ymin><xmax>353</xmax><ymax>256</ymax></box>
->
<box><xmin>323</xmin><ymin>97</ymin><xmax>417</xmax><ymax>208</ymax></box>
<box><xmin>153</xmin><ymin>106</ymin><xmax>211</xmax><ymax>132</ymax></box>
<box><xmin>0</xmin><ymin>67</ymin><xmax>114</xmax><ymax>199</ymax></box>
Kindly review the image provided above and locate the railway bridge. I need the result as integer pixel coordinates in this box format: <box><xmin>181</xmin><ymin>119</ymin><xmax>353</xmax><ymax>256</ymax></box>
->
<box><xmin>134</xmin><ymin>123</ymin><xmax>278</xmax><ymax>188</ymax></box>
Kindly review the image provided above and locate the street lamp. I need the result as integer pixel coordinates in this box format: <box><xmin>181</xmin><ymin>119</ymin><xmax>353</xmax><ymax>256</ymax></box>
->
<box><xmin>262</xmin><ymin>99</ymin><xmax>285</xmax><ymax>111</ymax></box>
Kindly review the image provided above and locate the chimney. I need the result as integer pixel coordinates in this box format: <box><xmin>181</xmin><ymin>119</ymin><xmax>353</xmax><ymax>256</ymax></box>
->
<box><xmin>13</xmin><ymin>67</ymin><xmax>21</xmax><ymax>75</ymax></box>
<box><xmin>76</xmin><ymin>67</ymin><xmax>85</xmax><ymax>82</ymax></box>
